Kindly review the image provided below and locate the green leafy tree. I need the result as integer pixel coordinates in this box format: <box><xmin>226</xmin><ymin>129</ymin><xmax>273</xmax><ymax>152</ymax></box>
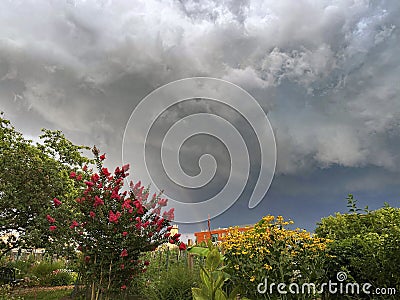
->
<box><xmin>0</xmin><ymin>112</ymin><xmax>91</xmax><ymax>258</ymax></box>
<box><xmin>316</xmin><ymin>195</ymin><xmax>400</xmax><ymax>299</ymax></box>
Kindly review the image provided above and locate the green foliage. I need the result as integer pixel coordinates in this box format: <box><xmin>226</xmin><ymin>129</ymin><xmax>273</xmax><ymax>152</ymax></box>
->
<box><xmin>0</xmin><ymin>112</ymin><xmax>90</xmax><ymax>258</ymax></box>
<box><xmin>47</xmin><ymin>270</ymin><xmax>75</xmax><ymax>286</ymax></box>
<box><xmin>30</xmin><ymin>261</ymin><xmax>64</xmax><ymax>279</ymax></box>
<box><xmin>189</xmin><ymin>241</ymin><xmax>243</xmax><ymax>300</ymax></box>
<box><xmin>6</xmin><ymin>259</ymin><xmax>34</xmax><ymax>278</ymax></box>
<box><xmin>141</xmin><ymin>261</ymin><xmax>199</xmax><ymax>300</ymax></box>
<box><xmin>5</xmin><ymin>258</ymin><xmax>75</xmax><ymax>287</ymax></box>
<box><xmin>316</xmin><ymin>195</ymin><xmax>400</xmax><ymax>299</ymax></box>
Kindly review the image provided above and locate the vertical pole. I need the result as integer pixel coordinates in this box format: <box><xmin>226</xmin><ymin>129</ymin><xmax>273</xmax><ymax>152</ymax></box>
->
<box><xmin>187</xmin><ymin>239</ymin><xmax>193</xmax><ymax>270</ymax></box>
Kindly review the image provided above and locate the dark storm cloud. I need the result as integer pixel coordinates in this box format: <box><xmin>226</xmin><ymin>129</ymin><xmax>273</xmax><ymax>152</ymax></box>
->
<box><xmin>0</xmin><ymin>0</ymin><xmax>399</xmax><ymax>229</ymax></box>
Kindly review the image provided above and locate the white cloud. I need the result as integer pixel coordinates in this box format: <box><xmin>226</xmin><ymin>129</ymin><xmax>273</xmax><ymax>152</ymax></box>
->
<box><xmin>0</xmin><ymin>0</ymin><xmax>399</xmax><ymax>183</ymax></box>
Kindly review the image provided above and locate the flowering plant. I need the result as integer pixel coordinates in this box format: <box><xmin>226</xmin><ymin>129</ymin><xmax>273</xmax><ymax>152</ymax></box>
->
<box><xmin>46</xmin><ymin>146</ymin><xmax>184</xmax><ymax>298</ymax></box>
<box><xmin>222</xmin><ymin>215</ymin><xmax>331</xmax><ymax>299</ymax></box>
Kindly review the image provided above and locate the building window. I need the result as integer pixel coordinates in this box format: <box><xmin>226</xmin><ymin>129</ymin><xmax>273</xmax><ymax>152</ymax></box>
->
<box><xmin>211</xmin><ymin>233</ymin><xmax>218</xmax><ymax>242</ymax></box>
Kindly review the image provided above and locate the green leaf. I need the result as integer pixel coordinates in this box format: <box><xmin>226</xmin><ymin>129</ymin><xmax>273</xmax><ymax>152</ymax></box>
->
<box><xmin>199</xmin><ymin>267</ymin><xmax>211</xmax><ymax>291</ymax></box>
<box><xmin>214</xmin><ymin>288</ymin><xmax>228</xmax><ymax>300</ymax></box>
<box><xmin>206</xmin><ymin>249</ymin><xmax>222</xmax><ymax>271</ymax></box>
<box><xmin>187</xmin><ymin>246</ymin><xmax>210</xmax><ymax>257</ymax></box>
<box><xmin>192</xmin><ymin>288</ymin><xmax>209</xmax><ymax>300</ymax></box>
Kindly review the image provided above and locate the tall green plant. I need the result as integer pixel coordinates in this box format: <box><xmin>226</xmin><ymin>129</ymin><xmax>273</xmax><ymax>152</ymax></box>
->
<box><xmin>188</xmin><ymin>241</ymin><xmax>245</xmax><ymax>300</ymax></box>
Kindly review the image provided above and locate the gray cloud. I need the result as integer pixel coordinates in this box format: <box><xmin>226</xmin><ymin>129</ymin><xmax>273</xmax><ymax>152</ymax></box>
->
<box><xmin>1</xmin><ymin>0</ymin><xmax>399</xmax><ymax>227</ymax></box>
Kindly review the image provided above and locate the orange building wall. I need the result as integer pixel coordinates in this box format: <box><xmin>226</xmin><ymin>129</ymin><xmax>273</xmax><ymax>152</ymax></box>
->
<box><xmin>194</xmin><ymin>226</ymin><xmax>252</xmax><ymax>244</ymax></box>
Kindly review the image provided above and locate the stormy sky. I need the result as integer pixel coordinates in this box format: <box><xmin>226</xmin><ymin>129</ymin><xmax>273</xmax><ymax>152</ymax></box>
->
<box><xmin>1</xmin><ymin>0</ymin><xmax>399</xmax><ymax>234</ymax></box>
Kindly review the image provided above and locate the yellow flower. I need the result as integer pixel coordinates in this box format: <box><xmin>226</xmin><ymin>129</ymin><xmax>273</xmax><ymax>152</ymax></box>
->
<box><xmin>250</xmin><ymin>276</ymin><xmax>256</xmax><ymax>282</ymax></box>
<box><xmin>264</xmin><ymin>263</ymin><xmax>272</xmax><ymax>270</ymax></box>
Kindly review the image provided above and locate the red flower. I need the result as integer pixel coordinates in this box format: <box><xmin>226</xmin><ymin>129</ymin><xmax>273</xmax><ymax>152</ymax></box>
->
<box><xmin>70</xmin><ymin>220</ymin><xmax>79</xmax><ymax>229</ymax></box>
<box><xmin>91</xmin><ymin>173</ymin><xmax>100</xmax><ymax>182</ymax></box>
<box><xmin>122</xmin><ymin>164</ymin><xmax>130</xmax><ymax>172</ymax></box>
<box><xmin>157</xmin><ymin>218</ymin><xmax>164</xmax><ymax>227</ymax></box>
<box><xmin>153</xmin><ymin>207</ymin><xmax>161</xmax><ymax>215</ymax></box>
<box><xmin>133</xmin><ymin>200</ymin><xmax>144</xmax><ymax>215</ymax></box>
<box><xmin>120</xmin><ymin>249</ymin><xmax>128</xmax><ymax>257</ymax></box>
<box><xmin>122</xmin><ymin>231</ymin><xmax>128</xmax><ymax>237</ymax></box>
<box><xmin>111</xmin><ymin>189</ymin><xmax>120</xmax><ymax>200</ymax></box>
<box><xmin>46</xmin><ymin>215</ymin><xmax>55</xmax><ymax>223</ymax></box>
<box><xmin>49</xmin><ymin>225</ymin><xmax>57</xmax><ymax>231</ymax></box>
<box><xmin>144</xmin><ymin>260</ymin><xmax>150</xmax><ymax>266</ymax></box>
<box><xmin>82</xmin><ymin>165</ymin><xmax>88</xmax><ymax>171</ymax></box>
<box><xmin>179</xmin><ymin>242</ymin><xmax>187</xmax><ymax>251</ymax></box>
<box><xmin>109</xmin><ymin>210</ymin><xmax>121</xmax><ymax>223</ymax></box>
<box><xmin>53</xmin><ymin>198</ymin><xmax>62</xmax><ymax>207</ymax></box>
<box><xmin>135</xmin><ymin>219</ymin><xmax>142</xmax><ymax>230</ymax></box>
<box><xmin>163</xmin><ymin>208</ymin><xmax>175</xmax><ymax>221</ymax></box>
<box><xmin>173</xmin><ymin>233</ymin><xmax>181</xmax><ymax>240</ymax></box>
<box><xmin>85</xmin><ymin>181</ymin><xmax>94</xmax><ymax>187</ymax></box>
<box><xmin>120</xmin><ymin>264</ymin><xmax>125</xmax><ymax>270</ymax></box>
<box><xmin>101</xmin><ymin>167</ymin><xmax>111</xmax><ymax>177</ymax></box>
<box><xmin>69</xmin><ymin>171</ymin><xmax>76</xmax><ymax>178</ymax></box>
<box><xmin>114</xmin><ymin>167</ymin><xmax>121</xmax><ymax>175</ymax></box>
<box><xmin>141</xmin><ymin>221</ymin><xmax>149</xmax><ymax>229</ymax></box>
<box><xmin>85</xmin><ymin>256</ymin><xmax>90</xmax><ymax>263</ymax></box>
<box><xmin>157</xmin><ymin>198</ymin><xmax>168</xmax><ymax>207</ymax></box>
<box><xmin>121</xmin><ymin>285</ymin><xmax>126</xmax><ymax>290</ymax></box>
<box><xmin>93</xmin><ymin>196</ymin><xmax>104</xmax><ymax>208</ymax></box>
<box><xmin>89</xmin><ymin>211</ymin><xmax>96</xmax><ymax>218</ymax></box>
<box><xmin>100</xmin><ymin>153</ymin><xmax>106</xmax><ymax>160</ymax></box>
<box><xmin>76</xmin><ymin>174</ymin><xmax>82</xmax><ymax>181</ymax></box>
<box><xmin>122</xmin><ymin>199</ymin><xmax>132</xmax><ymax>210</ymax></box>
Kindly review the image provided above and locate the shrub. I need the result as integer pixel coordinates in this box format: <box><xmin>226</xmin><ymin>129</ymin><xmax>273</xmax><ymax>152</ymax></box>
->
<box><xmin>5</xmin><ymin>260</ymin><xmax>33</xmax><ymax>279</ymax></box>
<box><xmin>316</xmin><ymin>196</ymin><xmax>400</xmax><ymax>299</ymax></box>
<box><xmin>30</xmin><ymin>260</ymin><xmax>64</xmax><ymax>280</ymax></box>
<box><xmin>47</xmin><ymin>269</ymin><xmax>74</xmax><ymax>286</ymax></box>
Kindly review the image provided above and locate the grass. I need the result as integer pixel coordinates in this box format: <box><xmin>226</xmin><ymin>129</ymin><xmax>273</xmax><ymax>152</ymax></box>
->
<box><xmin>14</xmin><ymin>287</ymin><xmax>73</xmax><ymax>300</ymax></box>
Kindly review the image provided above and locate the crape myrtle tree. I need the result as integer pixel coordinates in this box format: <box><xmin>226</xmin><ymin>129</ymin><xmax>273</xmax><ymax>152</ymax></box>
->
<box><xmin>46</xmin><ymin>146</ymin><xmax>185</xmax><ymax>299</ymax></box>
<box><xmin>0</xmin><ymin>112</ymin><xmax>91</xmax><ymax>258</ymax></box>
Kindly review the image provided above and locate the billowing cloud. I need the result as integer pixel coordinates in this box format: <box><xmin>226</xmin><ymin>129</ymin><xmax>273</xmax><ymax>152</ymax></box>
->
<box><xmin>0</xmin><ymin>0</ymin><xmax>399</xmax><ymax>228</ymax></box>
